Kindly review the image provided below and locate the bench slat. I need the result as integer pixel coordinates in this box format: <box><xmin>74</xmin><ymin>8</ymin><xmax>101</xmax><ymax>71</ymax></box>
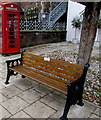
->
<box><xmin>23</xmin><ymin>61</ymin><xmax>76</xmax><ymax>82</ymax></box>
<box><xmin>23</xmin><ymin>58</ymin><xmax>82</xmax><ymax>79</ymax></box>
<box><xmin>23</xmin><ymin>55</ymin><xmax>83</xmax><ymax>75</ymax></box>
<box><xmin>10</xmin><ymin>65</ymin><xmax>67</xmax><ymax>95</ymax></box>
<box><xmin>23</xmin><ymin>52</ymin><xmax>84</xmax><ymax>70</ymax></box>
<box><xmin>10</xmin><ymin>66</ymin><xmax>68</xmax><ymax>87</ymax></box>
<box><xmin>27</xmin><ymin>66</ymin><xmax>69</xmax><ymax>84</ymax></box>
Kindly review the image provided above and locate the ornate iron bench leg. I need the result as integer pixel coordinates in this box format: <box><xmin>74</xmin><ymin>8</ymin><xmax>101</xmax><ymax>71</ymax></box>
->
<box><xmin>77</xmin><ymin>92</ymin><xmax>84</xmax><ymax>106</ymax></box>
<box><xmin>60</xmin><ymin>96</ymin><xmax>71</xmax><ymax>120</ymax></box>
<box><xmin>60</xmin><ymin>88</ymin><xmax>72</xmax><ymax>120</ymax></box>
<box><xmin>5</xmin><ymin>70</ymin><xmax>11</xmax><ymax>84</ymax></box>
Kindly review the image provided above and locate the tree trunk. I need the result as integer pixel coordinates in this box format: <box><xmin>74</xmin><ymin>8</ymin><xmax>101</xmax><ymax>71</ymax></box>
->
<box><xmin>99</xmin><ymin>29</ymin><xmax>101</xmax><ymax>74</ymax></box>
<box><xmin>77</xmin><ymin>2</ymin><xmax>101</xmax><ymax>65</ymax></box>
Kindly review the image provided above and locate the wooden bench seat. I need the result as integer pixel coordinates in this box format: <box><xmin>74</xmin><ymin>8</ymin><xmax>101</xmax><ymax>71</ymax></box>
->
<box><xmin>5</xmin><ymin>51</ymin><xmax>90</xmax><ymax>120</ymax></box>
<box><xmin>10</xmin><ymin>65</ymin><xmax>67</xmax><ymax>94</ymax></box>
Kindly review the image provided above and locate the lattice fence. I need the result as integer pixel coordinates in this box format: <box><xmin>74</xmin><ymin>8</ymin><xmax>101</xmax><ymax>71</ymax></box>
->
<box><xmin>20</xmin><ymin>20</ymin><xmax>66</xmax><ymax>31</ymax></box>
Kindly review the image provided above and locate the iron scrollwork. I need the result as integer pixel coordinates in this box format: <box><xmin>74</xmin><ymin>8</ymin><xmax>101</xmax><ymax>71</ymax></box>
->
<box><xmin>5</xmin><ymin>58</ymin><xmax>22</xmax><ymax>84</ymax></box>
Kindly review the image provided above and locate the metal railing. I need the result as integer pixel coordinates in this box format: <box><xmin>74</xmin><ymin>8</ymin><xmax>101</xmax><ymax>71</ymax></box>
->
<box><xmin>38</xmin><ymin>1</ymin><xmax>67</xmax><ymax>27</ymax></box>
<box><xmin>20</xmin><ymin>20</ymin><xmax>66</xmax><ymax>31</ymax></box>
<box><xmin>49</xmin><ymin>2</ymin><xmax>67</xmax><ymax>25</ymax></box>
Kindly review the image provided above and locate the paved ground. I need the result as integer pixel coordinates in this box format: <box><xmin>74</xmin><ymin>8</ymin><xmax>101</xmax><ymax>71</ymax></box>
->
<box><xmin>0</xmin><ymin>42</ymin><xmax>100</xmax><ymax>119</ymax></box>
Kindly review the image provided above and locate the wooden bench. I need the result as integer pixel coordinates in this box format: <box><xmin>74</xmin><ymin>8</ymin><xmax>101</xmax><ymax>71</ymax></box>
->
<box><xmin>5</xmin><ymin>51</ymin><xmax>90</xmax><ymax>120</ymax></box>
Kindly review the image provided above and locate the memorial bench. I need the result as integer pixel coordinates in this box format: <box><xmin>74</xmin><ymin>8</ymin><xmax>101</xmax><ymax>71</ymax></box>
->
<box><xmin>5</xmin><ymin>51</ymin><xmax>90</xmax><ymax>120</ymax></box>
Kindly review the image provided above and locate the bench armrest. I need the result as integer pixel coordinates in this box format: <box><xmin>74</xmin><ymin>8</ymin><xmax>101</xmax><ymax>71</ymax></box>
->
<box><xmin>67</xmin><ymin>63</ymin><xmax>90</xmax><ymax>88</ymax></box>
<box><xmin>6</xmin><ymin>58</ymin><xmax>22</xmax><ymax>68</ymax></box>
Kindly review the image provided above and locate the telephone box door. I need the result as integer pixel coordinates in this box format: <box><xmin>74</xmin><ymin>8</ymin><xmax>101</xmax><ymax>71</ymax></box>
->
<box><xmin>5</xmin><ymin>11</ymin><xmax>20</xmax><ymax>53</ymax></box>
<box><xmin>0</xmin><ymin>11</ymin><xmax>2</xmax><ymax>53</ymax></box>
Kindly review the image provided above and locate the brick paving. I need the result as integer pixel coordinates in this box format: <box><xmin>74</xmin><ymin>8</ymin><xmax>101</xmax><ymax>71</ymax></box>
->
<box><xmin>0</xmin><ymin>42</ymin><xmax>100</xmax><ymax>119</ymax></box>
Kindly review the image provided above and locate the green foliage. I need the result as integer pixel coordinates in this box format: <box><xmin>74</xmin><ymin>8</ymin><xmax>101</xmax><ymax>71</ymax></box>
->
<box><xmin>91</xmin><ymin>56</ymin><xmax>101</xmax><ymax>61</ymax></box>
<box><xmin>97</xmin><ymin>18</ymin><xmax>101</xmax><ymax>29</ymax></box>
<box><xmin>25</xmin><ymin>6</ymin><xmax>39</xmax><ymax>21</ymax></box>
<box><xmin>71</xmin><ymin>18</ymin><xmax>82</xmax><ymax>29</ymax></box>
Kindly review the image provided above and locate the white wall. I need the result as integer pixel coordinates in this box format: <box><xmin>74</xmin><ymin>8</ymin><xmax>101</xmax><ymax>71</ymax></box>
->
<box><xmin>66</xmin><ymin>0</ymin><xmax>85</xmax><ymax>43</ymax></box>
<box><xmin>66</xmin><ymin>1</ymin><xmax>100</xmax><ymax>45</ymax></box>
<box><xmin>94</xmin><ymin>29</ymin><xmax>101</xmax><ymax>46</ymax></box>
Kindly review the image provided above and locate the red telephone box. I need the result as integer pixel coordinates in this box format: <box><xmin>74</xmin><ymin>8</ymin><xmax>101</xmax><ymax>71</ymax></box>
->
<box><xmin>0</xmin><ymin>3</ymin><xmax>20</xmax><ymax>55</ymax></box>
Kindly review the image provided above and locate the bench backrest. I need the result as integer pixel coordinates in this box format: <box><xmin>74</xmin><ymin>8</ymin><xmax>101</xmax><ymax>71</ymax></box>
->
<box><xmin>22</xmin><ymin>52</ymin><xmax>84</xmax><ymax>83</ymax></box>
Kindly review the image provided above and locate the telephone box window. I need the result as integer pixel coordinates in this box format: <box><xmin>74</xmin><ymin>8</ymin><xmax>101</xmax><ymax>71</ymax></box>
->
<box><xmin>9</xmin><ymin>32</ymin><xmax>16</xmax><ymax>35</ymax></box>
<box><xmin>9</xmin><ymin>28</ymin><xmax>17</xmax><ymax>31</ymax></box>
<box><xmin>9</xmin><ymin>36</ymin><xmax>17</xmax><ymax>39</ymax></box>
<box><xmin>9</xmin><ymin>45</ymin><xmax>16</xmax><ymax>48</ymax></box>
<box><xmin>6</xmin><ymin>7</ymin><xmax>18</xmax><ymax>10</ymax></box>
<box><xmin>9</xmin><ymin>40</ymin><xmax>16</xmax><ymax>44</ymax></box>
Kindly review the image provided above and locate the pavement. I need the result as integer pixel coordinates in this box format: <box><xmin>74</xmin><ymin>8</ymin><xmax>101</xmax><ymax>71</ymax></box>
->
<box><xmin>0</xmin><ymin>41</ymin><xmax>100</xmax><ymax>119</ymax></box>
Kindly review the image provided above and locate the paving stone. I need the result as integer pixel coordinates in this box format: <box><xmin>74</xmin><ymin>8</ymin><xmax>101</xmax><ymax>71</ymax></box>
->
<box><xmin>33</xmin><ymin>84</ymin><xmax>53</xmax><ymax>95</ymax></box>
<box><xmin>90</xmin><ymin>114</ymin><xmax>100</xmax><ymax>118</ymax></box>
<box><xmin>0</xmin><ymin>79</ymin><xmax>8</xmax><ymax>90</ymax></box>
<box><xmin>0</xmin><ymin>92</ymin><xmax>2</xmax><ymax>103</ymax></box>
<box><xmin>0</xmin><ymin>66</ymin><xmax>3</xmax><ymax>71</ymax></box>
<box><xmin>5</xmin><ymin>54</ymin><xmax>21</xmax><ymax>61</ymax></box>
<box><xmin>1</xmin><ymin>64</ymin><xmax>7</xmax><ymax>71</ymax></box>
<box><xmin>0</xmin><ymin>105</ymin><xmax>12</xmax><ymax>119</ymax></box>
<box><xmin>7</xmin><ymin>75</ymin><xmax>20</xmax><ymax>84</ymax></box>
<box><xmin>16</xmin><ymin>74</ymin><xmax>22</xmax><ymax>79</ymax></box>
<box><xmin>40</xmin><ymin>93</ymin><xmax>65</xmax><ymax>110</ymax></box>
<box><xmin>0</xmin><ymin>57</ymin><xmax>3</xmax><ymax>64</ymax></box>
<box><xmin>18</xmin><ymin>89</ymin><xmax>43</xmax><ymax>104</ymax></box>
<box><xmin>0</xmin><ymin>71</ymin><xmax>7</xmax><ymax>79</ymax></box>
<box><xmin>0</xmin><ymin>93</ymin><xmax>7</xmax><ymax>103</ymax></box>
<box><xmin>49</xmin><ymin>108</ymin><xmax>64</xmax><ymax>118</ymax></box>
<box><xmin>0</xmin><ymin>89</ymin><xmax>1</xmax><ymax>93</ymax></box>
<box><xmin>50</xmin><ymin>102</ymin><xmax>99</xmax><ymax>119</ymax></box>
<box><xmin>13</xmin><ymin>78</ymin><xmax>36</xmax><ymax>91</ymax></box>
<box><xmin>0</xmin><ymin>105</ymin><xmax>2</xmax><ymax>120</ymax></box>
<box><xmin>1</xmin><ymin>96</ymin><xmax>29</xmax><ymax>115</ymax></box>
<box><xmin>23</xmin><ymin>101</ymin><xmax>55</xmax><ymax>118</ymax></box>
<box><xmin>52</xmin><ymin>90</ymin><xmax>66</xmax><ymax>99</ymax></box>
<box><xmin>10</xmin><ymin>111</ymin><xmax>31</xmax><ymax>118</ymax></box>
<box><xmin>0</xmin><ymin>63</ymin><xmax>3</xmax><ymax>72</ymax></box>
<box><xmin>0</xmin><ymin>72</ymin><xmax>3</xmax><ymax>79</ymax></box>
<box><xmin>27</xmin><ymin>77</ymin><xmax>39</xmax><ymax>85</ymax></box>
<box><xmin>0</xmin><ymin>80</ymin><xmax>3</xmax><ymax>90</ymax></box>
<box><xmin>67</xmin><ymin>101</ymin><xmax>97</xmax><ymax>118</ymax></box>
<box><xmin>2</xmin><ymin>85</ymin><xmax>23</xmax><ymax>98</ymax></box>
<box><xmin>94</xmin><ymin>108</ymin><xmax>101</xmax><ymax>116</ymax></box>
<box><xmin>1</xmin><ymin>80</ymin><xmax>15</xmax><ymax>90</ymax></box>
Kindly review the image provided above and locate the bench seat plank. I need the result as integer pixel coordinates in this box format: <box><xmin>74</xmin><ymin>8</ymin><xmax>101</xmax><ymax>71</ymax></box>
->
<box><xmin>10</xmin><ymin>65</ymin><xmax>67</xmax><ymax>95</ymax></box>
<box><xmin>23</xmin><ymin>62</ymin><xmax>77</xmax><ymax>82</ymax></box>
